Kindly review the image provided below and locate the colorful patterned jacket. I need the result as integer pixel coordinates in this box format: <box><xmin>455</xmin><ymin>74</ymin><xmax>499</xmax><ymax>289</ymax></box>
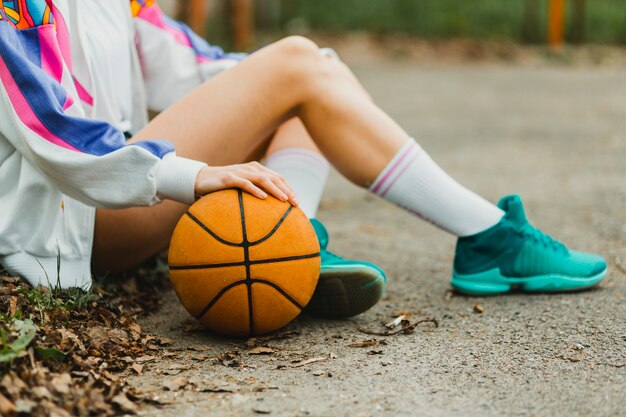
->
<box><xmin>0</xmin><ymin>0</ymin><xmax>244</xmax><ymax>288</ymax></box>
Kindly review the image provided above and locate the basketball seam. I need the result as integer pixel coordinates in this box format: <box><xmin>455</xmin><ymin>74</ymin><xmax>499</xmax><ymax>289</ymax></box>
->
<box><xmin>169</xmin><ymin>252</ymin><xmax>321</xmax><ymax>270</ymax></box>
<box><xmin>248</xmin><ymin>205</ymin><xmax>294</xmax><ymax>245</ymax></box>
<box><xmin>194</xmin><ymin>279</ymin><xmax>247</xmax><ymax>320</ymax></box>
<box><xmin>184</xmin><ymin>203</ymin><xmax>294</xmax><ymax>249</ymax></box>
<box><xmin>252</xmin><ymin>280</ymin><xmax>305</xmax><ymax>310</ymax></box>
<box><xmin>239</xmin><ymin>190</ymin><xmax>255</xmax><ymax>336</ymax></box>
<box><xmin>185</xmin><ymin>210</ymin><xmax>243</xmax><ymax>247</ymax></box>
<box><xmin>194</xmin><ymin>280</ymin><xmax>305</xmax><ymax>320</ymax></box>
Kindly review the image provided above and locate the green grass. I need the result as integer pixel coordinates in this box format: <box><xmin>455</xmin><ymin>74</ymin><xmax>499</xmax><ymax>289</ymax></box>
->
<box><xmin>0</xmin><ymin>283</ymin><xmax>98</xmax><ymax>364</ymax></box>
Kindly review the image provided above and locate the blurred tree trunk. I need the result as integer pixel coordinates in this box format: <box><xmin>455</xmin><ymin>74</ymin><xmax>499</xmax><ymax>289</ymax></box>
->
<box><xmin>570</xmin><ymin>0</ymin><xmax>586</xmax><ymax>44</ymax></box>
<box><xmin>232</xmin><ymin>0</ymin><xmax>254</xmax><ymax>50</ymax></box>
<box><xmin>176</xmin><ymin>0</ymin><xmax>207</xmax><ymax>35</ymax></box>
<box><xmin>522</xmin><ymin>0</ymin><xmax>541</xmax><ymax>44</ymax></box>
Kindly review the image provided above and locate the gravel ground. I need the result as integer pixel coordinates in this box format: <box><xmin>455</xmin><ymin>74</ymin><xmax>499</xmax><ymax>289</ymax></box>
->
<box><xmin>133</xmin><ymin>55</ymin><xmax>626</xmax><ymax>417</ymax></box>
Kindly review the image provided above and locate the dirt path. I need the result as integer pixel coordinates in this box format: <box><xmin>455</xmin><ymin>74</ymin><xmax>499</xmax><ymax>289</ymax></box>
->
<box><xmin>133</xmin><ymin>58</ymin><xmax>626</xmax><ymax>417</ymax></box>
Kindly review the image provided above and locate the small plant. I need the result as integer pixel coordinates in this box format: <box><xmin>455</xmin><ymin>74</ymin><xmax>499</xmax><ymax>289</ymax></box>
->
<box><xmin>0</xmin><ymin>315</ymin><xmax>37</xmax><ymax>363</ymax></box>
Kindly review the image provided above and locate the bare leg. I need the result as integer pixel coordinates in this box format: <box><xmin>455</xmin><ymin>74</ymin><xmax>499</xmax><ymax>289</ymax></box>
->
<box><xmin>94</xmin><ymin>36</ymin><xmax>408</xmax><ymax>274</ymax></box>
<box><xmin>265</xmin><ymin>117</ymin><xmax>321</xmax><ymax>156</ymax></box>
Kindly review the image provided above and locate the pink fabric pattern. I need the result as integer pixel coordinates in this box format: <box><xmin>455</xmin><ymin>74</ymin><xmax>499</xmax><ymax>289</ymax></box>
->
<box><xmin>0</xmin><ymin>55</ymin><xmax>80</xmax><ymax>152</ymax></box>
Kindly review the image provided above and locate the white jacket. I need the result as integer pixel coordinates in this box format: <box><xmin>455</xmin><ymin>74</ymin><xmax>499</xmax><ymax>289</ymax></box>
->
<box><xmin>0</xmin><ymin>0</ymin><xmax>244</xmax><ymax>288</ymax></box>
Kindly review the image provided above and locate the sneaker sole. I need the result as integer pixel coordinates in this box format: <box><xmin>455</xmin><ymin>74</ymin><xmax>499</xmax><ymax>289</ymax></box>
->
<box><xmin>450</xmin><ymin>267</ymin><xmax>607</xmax><ymax>296</ymax></box>
<box><xmin>305</xmin><ymin>266</ymin><xmax>385</xmax><ymax>319</ymax></box>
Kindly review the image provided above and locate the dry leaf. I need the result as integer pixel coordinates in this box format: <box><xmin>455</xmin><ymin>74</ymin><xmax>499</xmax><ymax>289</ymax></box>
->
<box><xmin>163</xmin><ymin>376</ymin><xmax>188</xmax><ymax>391</ymax></box>
<box><xmin>130</xmin><ymin>363</ymin><xmax>144</xmax><ymax>375</ymax></box>
<box><xmin>0</xmin><ymin>393</ymin><xmax>17</xmax><ymax>416</ymax></box>
<box><xmin>248</xmin><ymin>347</ymin><xmax>277</xmax><ymax>355</ymax></box>
<box><xmin>348</xmin><ymin>339</ymin><xmax>380</xmax><ymax>348</ymax></box>
<box><xmin>51</xmin><ymin>373</ymin><xmax>72</xmax><ymax>395</ymax></box>
<box><xmin>384</xmin><ymin>315</ymin><xmax>406</xmax><ymax>329</ymax></box>
<box><xmin>187</xmin><ymin>344</ymin><xmax>206</xmax><ymax>352</ymax></box>
<box><xmin>135</xmin><ymin>355</ymin><xmax>157</xmax><ymax>363</ymax></box>
<box><xmin>290</xmin><ymin>357</ymin><xmax>327</xmax><ymax>368</ymax></box>
<box><xmin>112</xmin><ymin>394</ymin><xmax>138</xmax><ymax>414</ymax></box>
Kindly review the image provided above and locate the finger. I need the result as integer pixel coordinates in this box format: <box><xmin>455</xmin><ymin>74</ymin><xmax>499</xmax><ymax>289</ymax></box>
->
<box><xmin>252</xmin><ymin>176</ymin><xmax>288</xmax><ymax>202</ymax></box>
<box><xmin>274</xmin><ymin>177</ymin><xmax>299</xmax><ymax>206</ymax></box>
<box><xmin>252</xmin><ymin>168</ymin><xmax>298</xmax><ymax>205</ymax></box>
<box><xmin>254</xmin><ymin>166</ymin><xmax>295</xmax><ymax>195</ymax></box>
<box><xmin>230</xmin><ymin>177</ymin><xmax>267</xmax><ymax>200</ymax></box>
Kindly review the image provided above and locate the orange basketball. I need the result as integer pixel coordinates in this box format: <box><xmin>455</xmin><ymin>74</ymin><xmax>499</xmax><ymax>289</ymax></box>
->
<box><xmin>168</xmin><ymin>189</ymin><xmax>321</xmax><ymax>337</ymax></box>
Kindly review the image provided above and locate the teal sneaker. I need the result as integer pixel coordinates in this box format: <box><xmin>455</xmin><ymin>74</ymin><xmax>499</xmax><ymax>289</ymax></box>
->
<box><xmin>451</xmin><ymin>195</ymin><xmax>607</xmax><ymax>295</ymax></box>
<box><xmin>305</xmin><ymin>219</ymin><xmax>386</xmax><ymax>319</ymax></box>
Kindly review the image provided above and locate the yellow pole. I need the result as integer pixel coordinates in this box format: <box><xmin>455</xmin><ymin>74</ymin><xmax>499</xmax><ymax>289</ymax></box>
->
<box><xmin>548</xmin><ymin>0</ymin><xmax>566</xmax><ymax>47</ymax></box>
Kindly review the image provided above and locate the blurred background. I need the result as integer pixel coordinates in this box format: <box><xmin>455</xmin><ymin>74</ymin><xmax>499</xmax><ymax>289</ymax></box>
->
<box><xmin>159</xmin><ymin>0</ymin><xmax>626</xmax><ymax>52</ymax></box>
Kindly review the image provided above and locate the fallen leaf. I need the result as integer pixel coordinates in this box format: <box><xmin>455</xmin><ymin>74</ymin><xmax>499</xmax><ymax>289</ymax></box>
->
<box><xmin>384</xmin><ymin>315</ymin><xmax>406</xmax><ymax>329</ymax></box>
<box><xmin>130</xmin><ymin>363</ymin><xmax>144</xmax><ymax>375</ymax></box>
<box><xmin>112</xmin><ymin>394</ymin><xmax>138</xmax><ymax>414</ymax></box>
<box><xmin>87</xmin><ymin>326</ymin><xmax>109</xmax><ymax>348</ymax></box>
<box><xmin>248</xmin><ymin>347</ymin><xmax>277</xmax><ymax>355</ymax></box>
<box><xmin>290</xmin><ymin>357</ymin><xmax>327</xmax><ymax>368</ymax></box>
<box><xmin>35</xmin><ymin>346</ymin><xmax>67</xmax><ymax>361</ymax></box>
<box><xmin>51</xmin><ymin>373</ymin><xmax>72</xmax><ymax>395</ymax></box>
<box><xmin>30</xmin><ymin>386</ymin><xmax>52</xmax><ymax>400</ymax></box>
<box><xmin>0</xmin><ymin>393</ymin><xmax>16</xmax><ymax>416</ymax></box>
<box><xmin>348</xmin><ymin>339</ymin><xmax>380</xmax><ymax>348</ymax></box>
<box><xmin>188</xmin><ymin>344</ymin><xmax>206</xmax><ymax>352</ymax></box>
<box><xmin>163</xmin><ymin>376</ymin><xmax>188</xmax><ymax>391</ymax></box>
<box><xmin>158</xmin><ymin>337</ymin><xmax>175</xmax><ymax>345</ymax></box>
<box><xmin>358</xmin><ymin>317</ymin><xmax>439</xmax><ymax>336</ymax></box>
<box><xmin>14</xmin><ymin>399</ymin><xmax>35</xmax><ymax>414</ymax></box>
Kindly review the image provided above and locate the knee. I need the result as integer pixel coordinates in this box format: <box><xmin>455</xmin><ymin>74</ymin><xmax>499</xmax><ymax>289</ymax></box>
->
<box><xmin>270</xmin><ymin>36</ymin><xmax>342</xmax><ymax>90</ymax></box>
<box><xmin>273</xmin><ymin>36</ymin><xmax>321</xmax><ymax>58</ymax></box>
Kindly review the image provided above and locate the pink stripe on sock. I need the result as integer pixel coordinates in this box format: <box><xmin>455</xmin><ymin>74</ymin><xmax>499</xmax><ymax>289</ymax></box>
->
<box><xmin>0</xmin><ymin>56</ymin><xmax>80</xmax><ymax>152</ymax></box>
<box><xmin>371</xmin><ymin>141</ymin><xmax>416</xmax><ymax>194</ymax></box>
<box><xmin>267</xmin><ymin>150</ymin><xmax>328</xmax><ymax>171</ymax></box>
<box><xmin>379</xmin><ymin>148</ymin><xmax>421</xmax><ymax>198</ymax></box>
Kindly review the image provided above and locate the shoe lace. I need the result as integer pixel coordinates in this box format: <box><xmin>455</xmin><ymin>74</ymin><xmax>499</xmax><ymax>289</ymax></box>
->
<box><xmin>519</xmin><ymin>224</ymin><xmax>568</xmax><ymax>253</ymax></box>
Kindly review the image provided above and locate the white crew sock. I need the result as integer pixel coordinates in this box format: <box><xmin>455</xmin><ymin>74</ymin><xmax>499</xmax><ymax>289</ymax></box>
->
<box><xmin>264</xmin><ymin>148</ymin><xmax>330</xmax><ymax>218</ymax></box>
<box><xmin>369</xmin><ymin>139</ymin><xmax>504</xmax><ymax>237</ymax></box>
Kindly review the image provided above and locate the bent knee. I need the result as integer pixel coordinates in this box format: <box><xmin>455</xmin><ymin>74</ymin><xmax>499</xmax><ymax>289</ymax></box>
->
<box><xmin>273</xmin><ymin>36</ymin><xmax>320</xmax><ymax>57</ymax></box>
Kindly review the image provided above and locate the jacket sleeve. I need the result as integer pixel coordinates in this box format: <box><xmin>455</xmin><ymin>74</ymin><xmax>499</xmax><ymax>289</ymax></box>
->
<box><xmin>131</xmin><ymin>0</ymin><xmax>246</xmax><ymax>112</ymax></box>
<box><xmin>0</xmin><ymin>14</ymin><xmax>206</xmax><ymax>208</ymax></box>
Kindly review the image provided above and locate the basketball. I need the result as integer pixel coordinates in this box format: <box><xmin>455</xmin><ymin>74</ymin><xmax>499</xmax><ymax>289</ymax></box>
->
<box><xmin>168</xmin><ymin>189</ymin><xmax>321</xmax><ymax>337</ymax></box>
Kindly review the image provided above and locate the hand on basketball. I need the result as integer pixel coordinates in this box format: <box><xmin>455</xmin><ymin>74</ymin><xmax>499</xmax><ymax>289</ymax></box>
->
<box><xmin>194</xmin><ymin>163</ymin><xmax>299</xmax><ymax>205</ymax></box>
